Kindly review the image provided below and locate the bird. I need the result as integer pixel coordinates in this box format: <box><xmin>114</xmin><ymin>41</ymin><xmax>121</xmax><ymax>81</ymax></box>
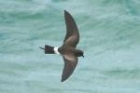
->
<box><xmin>40</xmin><ymin>10</ymin><xmax>84</xmax><ymax>82</ymax></box>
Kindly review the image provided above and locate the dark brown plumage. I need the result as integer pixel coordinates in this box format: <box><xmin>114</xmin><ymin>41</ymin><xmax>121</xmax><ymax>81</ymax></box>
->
<box><xmin>40</xmin><ymin>10</ymin><xmax>84</xmax><ymax>82</ymax></box>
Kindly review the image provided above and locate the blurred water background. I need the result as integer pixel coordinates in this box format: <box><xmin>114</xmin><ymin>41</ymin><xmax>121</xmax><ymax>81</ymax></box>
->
<box><xmin>0</xmin><ymin>0</ymin><xmax>140</xmax><ymax>93</ymax></box>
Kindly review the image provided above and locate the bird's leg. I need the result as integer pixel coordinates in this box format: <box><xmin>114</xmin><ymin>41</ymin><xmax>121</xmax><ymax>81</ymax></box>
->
<box><xmin>40</xmin><ymin>47</ymin><xmax>45</xmax><ymax>50</ymax></box>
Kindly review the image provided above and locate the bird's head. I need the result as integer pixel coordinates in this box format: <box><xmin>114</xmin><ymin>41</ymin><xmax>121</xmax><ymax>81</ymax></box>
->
<box><xmin>76</xmin><ymin>49</ymin><xmax>84</xmax><ymax>58</ymax></box>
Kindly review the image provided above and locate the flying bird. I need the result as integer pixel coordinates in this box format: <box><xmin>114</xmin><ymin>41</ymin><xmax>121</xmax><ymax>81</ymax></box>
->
<box><xmin>40</xmin><ymin>10</ymin><xmax>84</xmax><ymax>82</ymax></box>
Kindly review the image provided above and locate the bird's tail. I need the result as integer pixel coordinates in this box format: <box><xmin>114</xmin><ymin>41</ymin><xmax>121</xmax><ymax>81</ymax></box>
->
<box><xmin>40</xmin><ymin>45</ymin><xmax>55</xmax><ymax>54</ymax></box>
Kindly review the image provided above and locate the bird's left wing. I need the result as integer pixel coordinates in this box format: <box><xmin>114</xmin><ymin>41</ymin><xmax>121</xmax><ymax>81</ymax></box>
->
<box><xmin>63</xmin><ymin>10</ymin><xmax>79</xmax><ymax>48</ymax></box>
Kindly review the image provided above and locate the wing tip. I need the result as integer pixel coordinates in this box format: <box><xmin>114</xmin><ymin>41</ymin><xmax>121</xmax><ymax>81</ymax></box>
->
<box><xmin>64</xmin><ymin>10</ymin><xmax>70</xmax><ymax>15</ymax></box>
<box><xmin>64</xmin><ymin>10</ymin><xmax>67</xmax><ymax>13</ymax></box>
<box><xmin>61</xmin><ymin>71</ymin><xmax>69</xmax><ymax>82</ymax></box>
<box><xmin>61</xmin><ymin>78</ymin><xmax>65</xmax><ymax>82</ymax></box>
<box><xmin>61</xmin><ymin>77</ymin><xmax>67</xmax><ymax>82</ymax></box>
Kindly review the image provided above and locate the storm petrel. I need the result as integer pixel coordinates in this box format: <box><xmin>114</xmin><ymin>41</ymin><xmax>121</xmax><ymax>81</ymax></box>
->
<box><xmin>40</xmin><ymin>10</ymin><xmax>84</xmax><ymax>82</ymax></box>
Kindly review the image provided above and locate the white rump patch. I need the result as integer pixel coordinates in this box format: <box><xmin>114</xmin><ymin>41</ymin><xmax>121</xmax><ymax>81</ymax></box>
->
<box><xmin>54</xmin><ymin>47</ymin><xmax>60</xmax><ymax>54</ymax></box>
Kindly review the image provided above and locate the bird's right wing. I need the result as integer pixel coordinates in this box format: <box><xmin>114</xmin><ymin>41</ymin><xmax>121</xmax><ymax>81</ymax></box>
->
<box><xmin>61</xmin><ymin>54</ymin><xmax>78</xmax><ymax>82</ymax></box>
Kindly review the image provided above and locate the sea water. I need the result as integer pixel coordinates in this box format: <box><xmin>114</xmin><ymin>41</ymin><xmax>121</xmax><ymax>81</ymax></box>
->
<box><xmin>0</xmin><ymin>0</ymin><xmax>140</xmax><ymax>93</ymax></box>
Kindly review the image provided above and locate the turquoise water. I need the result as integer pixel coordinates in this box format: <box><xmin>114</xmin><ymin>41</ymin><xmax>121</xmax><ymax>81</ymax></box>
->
<box><xmin>0</xmin><ymin>0</ymin><xmax>140</xmax><ymax>93</ymax></box>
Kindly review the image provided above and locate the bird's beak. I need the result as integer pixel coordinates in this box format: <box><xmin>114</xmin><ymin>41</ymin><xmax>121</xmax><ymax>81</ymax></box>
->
<box><xmin>82</xmin><ymin>55</ymin><xmax>84</xmax><ymax>58</ymax></box>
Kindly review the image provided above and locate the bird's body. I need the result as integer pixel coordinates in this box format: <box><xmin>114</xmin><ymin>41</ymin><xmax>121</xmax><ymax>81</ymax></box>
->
<box><xmin>40</xmin><ymin>10</ymin><xmax>84</xmax><ymax>82</ymax></box>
